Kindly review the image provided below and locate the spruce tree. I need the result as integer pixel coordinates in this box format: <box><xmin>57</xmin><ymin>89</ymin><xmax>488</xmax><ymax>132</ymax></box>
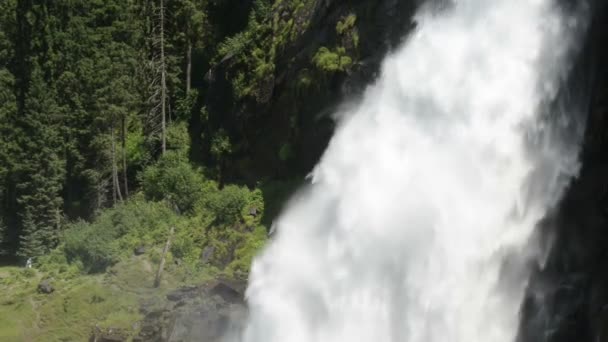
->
<box><xmin>15</xmin><ymin>67</ymin><xmax>65</xmax><ymax>257</ymax></box>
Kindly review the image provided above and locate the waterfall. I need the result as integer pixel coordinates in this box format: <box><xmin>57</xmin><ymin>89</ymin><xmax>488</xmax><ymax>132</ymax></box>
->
<box><xmin>235</xmin><ymin>1</ymin><xmax>586</xmax><ymax>341</ymax></box>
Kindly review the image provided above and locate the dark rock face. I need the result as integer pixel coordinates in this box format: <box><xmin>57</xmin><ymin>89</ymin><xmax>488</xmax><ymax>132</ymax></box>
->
<box><xmin>135</xmin><ymin>280</ymin><xmax>247</xmax><ymax>342</ymax></box>
<box><xmin>200</xmin><ymin>0</ymin><xmax>419</xmax><ymax>183</ymax></box>
<box><xmin>518</xmin><ymin>1</ymin><xmax>608</xmax><ymax>342</ymax></box>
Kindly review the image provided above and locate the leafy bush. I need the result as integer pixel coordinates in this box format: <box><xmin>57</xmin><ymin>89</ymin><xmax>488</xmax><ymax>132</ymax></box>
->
<box><xmin>166</xmin><ymin>121</ymin><xmax>191</xmax><ymax>156</ymax></box>
<box><xmin>140</xmin><ymin>151</ymin><xmax>209</xmax><ymax>213</ymax></box>
<box><xmin>210</xmin><ymin>129</ymin><xmax>233</xmax><ymax>161</ymax></box>
<box><xmin>225</xmin><ymin>225</ymin><xmax>267</xmax><ymax>279</ymax></box>
<box><xmin>174</xmin><ymin>90</ymin><xmax>199</xmax><ymax>122</ymax></box>
<box><xmin>64</xmin><ymin>220</ymin><xmax>121</xmax><ymax>273</ymax></box>
<box><xmin>63</xmin><ymin>200</ymin><xmax>178</xmax><ymax>273</ymax></box>
<box><xmin>204</xmin><ymin>185</ymin><xmax>249</xmax><ymax>225</ymax></box>
<box><xmin>125</xmin><ymin>129</ymin><xmax>150</xmax><ymax>167</ymax></box>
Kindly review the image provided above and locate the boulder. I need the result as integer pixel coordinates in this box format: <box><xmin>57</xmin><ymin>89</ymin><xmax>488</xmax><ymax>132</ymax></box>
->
<box><xmin>37</xmin><ymin>280</ymin><xmax>54</xmax><ymax>294</ymax></box>
<box><xmin>135</xmin><ymin>280</ymin><xmax>247</xmax><ymax>342</ymax></box>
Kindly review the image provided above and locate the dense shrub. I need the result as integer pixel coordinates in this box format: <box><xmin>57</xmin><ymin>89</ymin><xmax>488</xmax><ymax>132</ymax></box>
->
<box><xmin>140</xmin><ymin>151</ymin><xmax>209</xmax><ymax>213</ymax></box>
<box><xmin>166</xmin><ymin>122</ymin><xmax>191</xmax><ymax>156</ymax></box>
<box><xmin>63</xmin><ymin>200</ymin><xmax>178</xmax><ymax>273</ymax></box>
<box><xmin>225</xmin><ymin>225</ymin><xmax>268</xmax><ymax>279</ymax></box>
<box><xmin>203</xmin><ymin>185</ymin><xmax>249</xmax><ymax>225</ymax></box>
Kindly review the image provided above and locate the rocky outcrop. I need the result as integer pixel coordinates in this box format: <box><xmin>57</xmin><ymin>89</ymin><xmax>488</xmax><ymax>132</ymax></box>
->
<box><xmin>135</xmin><ymin>280</ymin><xmax>247</xmax><ymax>342</ymax></box>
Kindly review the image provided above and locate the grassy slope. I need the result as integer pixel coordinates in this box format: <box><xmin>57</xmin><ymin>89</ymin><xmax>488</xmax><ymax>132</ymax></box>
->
<box><xmin>0</xmin><ymin>253</ymin><xmax>219</xmax><ymax>341</ymax></box>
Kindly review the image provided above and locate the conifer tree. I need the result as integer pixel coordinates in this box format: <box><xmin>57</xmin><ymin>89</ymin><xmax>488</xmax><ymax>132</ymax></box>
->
<box><xmin>15</xmin><ymin>67</ymin><xmax>66</xmax><ymax>257</ymax></box>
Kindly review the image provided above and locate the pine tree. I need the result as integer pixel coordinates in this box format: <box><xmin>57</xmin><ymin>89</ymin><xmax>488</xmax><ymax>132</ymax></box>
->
<box><xmin>0</xmin><ymin>0</ymin><xmax>19</xmax><ymax>254</ymax></box>
<box><xmin>15</xmin><ymin>67</ymin><xmax>65</xmax><ymax>257</ymax></box>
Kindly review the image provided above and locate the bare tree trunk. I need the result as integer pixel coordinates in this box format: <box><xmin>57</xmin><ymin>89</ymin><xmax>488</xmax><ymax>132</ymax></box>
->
<box><xmin>160</xmin><ymin>0</ymin><xmax>167</xmax><ymax>155</ymax></box>
<box><xmin>154</xmin><ymin>226</ymin><xmax>175</xmax><ymax>288</ymax></box>
<box><xmin>121</xmin><ymin>114</ymin><xmax>129</xmax><ymax>197</ymax></box>
<box><xmin>186</xmin><ymin>42</ymin><xmax>192</xmax><ymax>94</ymax></box>
<box><xmin>111</xmin><ymin>123</ymin><xmax>123</xmax><ymax>204</ymax></box>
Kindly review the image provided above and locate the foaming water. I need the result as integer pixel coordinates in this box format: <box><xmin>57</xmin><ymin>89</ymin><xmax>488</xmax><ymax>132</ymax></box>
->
<box><xmin>235</xmin><ymin>1</ymin><xmax>585</xmax><ymax>341</ymax></box>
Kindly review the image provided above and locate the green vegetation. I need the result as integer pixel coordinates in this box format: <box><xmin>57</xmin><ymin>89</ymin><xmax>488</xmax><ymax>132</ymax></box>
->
<box><xmin>313</xmin><ymin>47</ymin><xmax>353</xmax><ymax>72</ymax></box>
<box><xmin>0</xmin><ymin>172</ymin><xmax>270</xmax><ymax>339</ymax></box>
<box><xmin>336</xmin><ymin>14</ymin><xmax>357</xmax><ymax>35</ymax></box>
<box><xmin>218</xmin><ymin>0</ymin><xmax>317</xmax><ymax>101</ymax></box>
<box><xmin>0</xmin><ymin>0</ymin><xmax>363</xmax><ymax>338</ymax></box>
<box><xmin>312</xmin><ymin>14</ymin><xmax>359</xmax><ymax>73</ymax></box>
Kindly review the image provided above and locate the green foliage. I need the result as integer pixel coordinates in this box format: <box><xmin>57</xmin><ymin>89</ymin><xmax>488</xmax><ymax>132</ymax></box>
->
<box><xmin>0</xmin><ymin>0</ymin><xmax>302</xmax><ymax>281</ymax></box>
<box><xmin>218</xmin><ymin>32</ymin><xmax>251</xmax><ymax>58</ymax></box>
<box><xmin>125</xmin><ymin>128</ymin><xmax>150</xmax><ymax>167</ymax></box>
<box><xmin>313</xmin><ymin>46</ymin><xmax>353</xmax><ymax>72</ymax></box>
<box><xmin>204</xmin><ymin>185</ymin><xmax>249</xmax><ymax>224</ymax></box>
<box><xmin>225</xmin><ymin>225</ymin><xmax>267</xmax><ymax>278</ymax></box>
<box><xmin>210</xmin><ymin>129</ymin><xmax>233</xmax><ymax>161</ymax></box>
<box><xmin>63</xmin><ymin>200</ymin><xmax>179</xmax><ymax>273</ymax></box>
<box><xmin>166</xmin><ymin>121</ymin><xmax>191</xmax><ymax>156</ymax></box>
<box><xmin>336</xmin><ymin>14</ymin><xmax>357</xmax><ymax>35</ymax></box>
<box><xmin>175</xmin><ymin>89</ymin><xmax>199</xmax><ymax>122</ymax></box>
<box><xmin>63</xmin><ymin>220</ymin><xmax>121</xmax><ymax>273</ymax></box>
<box><xmin>16</xmin><ymin>67</ymin><xmax>66</xmax><ymax>258</ymax></box>
<box><xmin>140</xmin><ymin>151</ymin><xmax>208</xmax><ymax>213</ymax></box>
<box><xmin>217</xmin><ymin>0</ymin><xmax>315</xmax><ymax>101</ymax></box>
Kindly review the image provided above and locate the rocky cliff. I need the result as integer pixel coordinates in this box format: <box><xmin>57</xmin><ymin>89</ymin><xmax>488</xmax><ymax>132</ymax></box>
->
<box><xmin>197</xmin><ymin>0</ymin><xmax>419</xmax><ymax>183</ymax></box>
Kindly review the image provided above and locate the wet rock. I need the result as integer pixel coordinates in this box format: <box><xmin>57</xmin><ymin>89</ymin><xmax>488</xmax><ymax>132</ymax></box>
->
<box><xmin>37</xmin><ymin>279</ymin><xmax>54</xmax><ymax>294</ymax></box>
<box><xmin>166</xmin><ymin>285</ymin><xmax>200</xmax><ymax>302</ymax></box>
<box><xmin>209</xmin><ymin>280</ymin><xmax>243</xmax><ymax>304</ymax></box>
<box><xmin>135</xmin><ymin>280</ymin><xmax>247</xmax><ymax>342</ymax></box>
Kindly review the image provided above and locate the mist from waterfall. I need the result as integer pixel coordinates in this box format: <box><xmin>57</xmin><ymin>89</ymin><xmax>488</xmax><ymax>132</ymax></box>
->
<box><xmin>233</xmin><ymin>1</ymin><xmax>587</xmax><ymax>341</ymax></box>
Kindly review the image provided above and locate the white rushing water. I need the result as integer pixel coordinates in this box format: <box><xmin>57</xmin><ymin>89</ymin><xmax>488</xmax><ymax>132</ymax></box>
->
<box><xmin>236</xmin><ymin>1</ymin><xmax>585</xmax><ymax>341</ymax></box>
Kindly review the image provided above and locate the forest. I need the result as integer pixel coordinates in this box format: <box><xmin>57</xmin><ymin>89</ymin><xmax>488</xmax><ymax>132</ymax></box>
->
<box><xmin>0</xmin><ymin>0</ymin><xmax>281</xmax><ymax>259</ymax></box>
<box><xmin>0</xmin><ymin>0</ymin><xmax>410</xmax><ymax>338</ymax></box>
<box><xmin>0</xmin><ymin>0</ymin><xmax>386</xmax><ymax>258</ymax></box>
<box><xmin>0</xmin><ymin>0</ymin><xmax>361</xmax><ymax>339</ymax></box>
